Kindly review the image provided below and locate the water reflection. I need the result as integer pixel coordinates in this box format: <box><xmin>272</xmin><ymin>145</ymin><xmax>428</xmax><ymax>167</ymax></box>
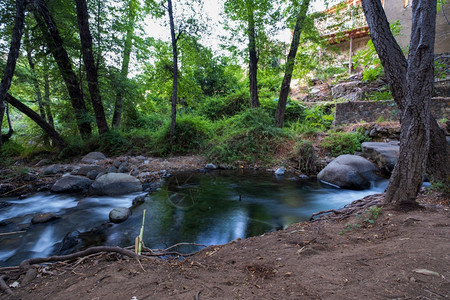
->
<box><xmin>0</xmin><ymin>171</ymin><xmax>388</xmax><ymax>266</ymax></box>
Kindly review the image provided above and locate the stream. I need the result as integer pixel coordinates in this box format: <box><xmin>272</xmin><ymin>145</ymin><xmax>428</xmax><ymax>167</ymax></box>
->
<box><xmin>0</xmin><ymin>170</ymin><xmax>388</xmax><ymax>267</ymax></box>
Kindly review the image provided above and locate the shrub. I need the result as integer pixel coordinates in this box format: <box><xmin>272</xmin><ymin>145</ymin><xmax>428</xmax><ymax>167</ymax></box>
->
<box><xmin>321</xmin><ymin>131</ymin><xmax>370</xmax><ymax>156</ymax></box>
<box><xmin>0</xmin><ymin>140</ymin><xmax>25</xmax><ymax>157</ymax></box>
<box><xmin>198</xmin><ymin>90</ymin><xmax>249</xmax><ymax>120</ymax></box>
<box><xmin>207</xmin><ymin>108</ymin><xmax>288</xmax><ymax>164</ymax></box>
<box><xmin>291</xmin><ymin>140</ymin><xmax>319</xmax><ymax>175</ymax></box>
<box><xmin>151</xmin><ymin>114</ymin><xmax>212</xmax><ymax>156</ymax></box>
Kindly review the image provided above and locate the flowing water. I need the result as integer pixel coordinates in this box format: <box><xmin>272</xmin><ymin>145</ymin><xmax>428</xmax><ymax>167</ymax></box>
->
<box><xmin>0</xmin><ymin>170</ymin><xmax>388</xmax><ymax>267</ymax></box>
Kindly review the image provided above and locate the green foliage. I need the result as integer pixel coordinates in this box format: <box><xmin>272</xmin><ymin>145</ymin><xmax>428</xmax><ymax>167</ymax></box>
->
<box><xmin>321</xmin><ymin>131</ymin><xmax>370</xmax><ymax>156</ymax></box>
<box><xmin>151</xmin><ymin>114</ymin><xmax>212</xmax><ymax>156</ymax></box>
<box><xmin>260</xmin><ymin>98</ymin><xmax>304</xmax><ymax>124</ymax></box>
<box><xmin>427</xmin><ymin>180</ymin><xmax>450</xmax><ymax>196</ymax></box>
<box><xmin>0</xmin><ymin>140</ymin><xmax>25</xmax><ymax>157</ymax></box>
<box><xmin>197</xmin><ymin>90</ymin><xmax>249</xmax><ymax>120</ymax></box>
<box><xmin>365</xmin><ymin>89</ymin><xmax>392</xmax><ymax>101</ymax></box>
<box><xmin>207</xmin><ymin>108</ymin><xmax>288</xmax><ymax>164</ymax></box>
<box><xmin>288</xmin><ymin>104</ymin><xmax>334</xmax><ymax>136</ymax></box>
<box><xmin>339</xmin><ymin>206</ymin><xmax>382</xmax><ymax>235</ymax></box>
<box><xmin>290</xmin><ymin>140</ymin><xmax>319</xmax><ymax>174</ymax></box>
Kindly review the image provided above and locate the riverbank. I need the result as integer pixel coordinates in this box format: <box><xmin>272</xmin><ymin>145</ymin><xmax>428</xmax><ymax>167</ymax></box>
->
<box><xmin>1</xmin><ymin>190</ymin><xmax>449</xmax><ymax>299</ymax></box>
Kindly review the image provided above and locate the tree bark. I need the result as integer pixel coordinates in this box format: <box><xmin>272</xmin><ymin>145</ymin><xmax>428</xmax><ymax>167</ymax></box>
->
<box><xmin>112</xmin><ymin>0</ymin><xmax>137</xmax><ymax>130</ymax></box>
<box><xmin>33</xmin><ymin>0</ymin><xmax>92</xmax><ymax>139</ymax></box>
<box><xmin>75</xmin><ymin>0</ymin><xmax>109</xmax><ymax>135</ymax></box>
<box><xmin>362</xmin><ymin>0</ymin><xmax>445</xmax><ymax>205</ymax></box>
<box><xmin>275</xmin><ymin>0</ymin><xmax>310</xmax><ymax>127</ymax></box>
<box><xmin>248</xmin><ymin>6</ymin><xmax>259</xmax><ymax>108</ymax></box>
<box><xmin>43</xmin><ymin>54</ymin><xmax>55</xmax><ymax>128</ymax></box>
<box><xmin>6</xmin><ymin>93</ymin><xmax>66</xmax><ymax>150</ymax></box>
<box><xmin>168</xmin><ymin>0</ymin><xmax>178</xmax><ymax>147</ymax></box>
<box><xmin>0</xmin><ymin>0</ymin><xmax>26</xmax><ymax>148</ymax></box>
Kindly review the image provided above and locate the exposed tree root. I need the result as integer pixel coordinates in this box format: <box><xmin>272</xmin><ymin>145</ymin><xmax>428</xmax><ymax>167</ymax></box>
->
<box><xmin>310</xmin><ymin>193</ymin><xmax>385</xmax><ymax>221</ymax></box>
<box><xmin>0</xmin><ymin>275</ymin><xmax>13</xmax><ymax>296</ymax></box>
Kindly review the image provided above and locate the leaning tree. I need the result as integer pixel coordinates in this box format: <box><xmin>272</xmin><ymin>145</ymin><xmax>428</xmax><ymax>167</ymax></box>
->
<box><xmin>361</xmin><ymin>0</ymin><xmax>448</xmax><ymax>206</ymax></box>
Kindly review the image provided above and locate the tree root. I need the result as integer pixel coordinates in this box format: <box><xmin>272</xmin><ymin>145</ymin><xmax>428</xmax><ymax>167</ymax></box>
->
<box><xmin>310</xmin><ymin>193</ymin><xmax>385</xmax><ymax>221</ymax></box>
<box><xmin>0</xmin><ymin>275</ymin><xmax>13</xmax><ymax>296</ymax></box>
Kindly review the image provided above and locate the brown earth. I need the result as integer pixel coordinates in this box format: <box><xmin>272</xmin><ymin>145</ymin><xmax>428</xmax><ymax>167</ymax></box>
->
<box><xmin>1</xmin><ymin>190</ymin><xmax>449</xmax><ymax>300</ymax></box>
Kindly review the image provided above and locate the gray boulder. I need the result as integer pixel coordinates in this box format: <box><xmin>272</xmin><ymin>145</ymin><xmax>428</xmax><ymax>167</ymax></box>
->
<box><xmin>109</xmin><ymin>207</ymin><xmax>131</xmax><ymax>223</ymax></box>
<box><xmin>205</xmin><ymin>163</ymin><xmax>217</xmax><ymax>170</ymax></box>
<box><xmin>89</xmin><ymin>173</ymin><xmax>142</xmax><ymax>196</ymax></box>
<box><xmin>81</xmin><ymin>152</ymin><xmax>106</xmax><ymax>164</ymax></box>
<box><xmin>318</xmin><ymin>154</ymin><xmax>379</xmax><ymax>190</ymax></box>
<box><xmin>275</xmin><ymin>167</ymin><xmax>285</xmax><ymax>176</ymax></box>
<box><xmin>43</xmin><ymin>164</ymin><xmax>60</xmax><ymax>175</ymax></box>
<box><xmin>361</xmin><ymin>141</ymin><xmax>399</xmax><ymax>173</ymax></box>
<box><xmin>51</xmin><ymin>175</ymin><xmax>92</xmax><ymax>193</ymax></box>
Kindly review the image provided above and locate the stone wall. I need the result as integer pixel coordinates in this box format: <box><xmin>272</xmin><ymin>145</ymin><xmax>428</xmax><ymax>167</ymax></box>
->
<box><xmin>334</xmin><ymin>97</ymin><xmax>450</xmax><ymax>126</ymax></box>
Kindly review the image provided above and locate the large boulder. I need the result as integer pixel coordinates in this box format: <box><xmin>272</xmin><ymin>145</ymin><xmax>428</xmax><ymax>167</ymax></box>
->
<box><xmin>89</xmin><ymin>173</ymin><xmax>142</xmax><ymax>196</ymax></box>
<box><xmin>73</xmin><ymin>165</ymin><xmax>106</xmax><ymax>176</ymax></box>
<box><xmin>109</xmin><ymin>207</ymin><xmax>131</xmax><ymax>223</ymax></box>
<box><xmin>31</xmin><ymin>213</ymin><xmax>60</xmax><ymax>224</ymax></box>
<box><xmin>81</xmin><ymin>152</ymin><xmax>106</xmax><ymax>164</ymax></box>
<box><xmin>361</xmin><ymin>141</ymin><xmax>399</xmax><ymax>173</ymax></box>
<box><xmin>317</xmin><ymin>154</ymin><xmax>380</xmax><ymax>190</ymax></box>
<box><xmin>51</xmin><ymin>175</ymin><xmax>92</xmax><ymax>193</ymax></box>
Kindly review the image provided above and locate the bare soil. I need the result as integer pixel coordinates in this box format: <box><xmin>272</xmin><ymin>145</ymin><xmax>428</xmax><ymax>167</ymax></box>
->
<box><xmin>1</xmin><ymin>190</ymin><xmax>449</xmax><ymax>300</ymax></box>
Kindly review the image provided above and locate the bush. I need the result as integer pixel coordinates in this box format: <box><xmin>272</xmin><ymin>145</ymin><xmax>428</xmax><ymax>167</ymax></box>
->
<box><xmin>260</xmin><ymin>98</ymin><xmax>305</xmax><ymax>124</ymax></box>
<box><xmin>291</xmin><ymin>140</ymin><xmax>319</xmax><ymax>175</ymax></box>
<box><xmin>288</xmin><ymin>104</ymin><xmax>334</xmax><ymax>135</ymax></box>
<box><xmin>198</xmin><ymin>90</ymin><xmax>249</xmax><ymax>120</ymax></box>
<box><xmin>151</xmin><ymin>114</ymin><xmax>212</xmax><ymax>156</ymax></box>
<box><xmin>321</xmin><ymin>131</ymin><xmax>370</xmax><ymax>156</ymax></box>
<box><xmin>207</xmin><ymin>108</ymin><xmax>288</xmax><ymax>164</ymax></box>
<box><xmin>0</xmin><ymin>140</ymin><xmax>25</xmax><ymax>157</ymax></box>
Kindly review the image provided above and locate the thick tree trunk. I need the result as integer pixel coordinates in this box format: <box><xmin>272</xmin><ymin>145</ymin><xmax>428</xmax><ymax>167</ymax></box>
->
<box><xmin>362</xmin><ymin>0</ymin><xmax>448</xmax><ymax>205</ymax></box>
<box><xmin>248</xmin><ymin>8</ymin><xmax>259</xmax><ymax>109</ymax></box>
<box><xmin>112</xmin><ymin>0</ymin><xmax>136</xmax><ymax>130</ymax></box>
<box><xmin>34</xmin><ymin>1</ymin><xmax>92</xmax><ymax>139</ymax></box>
<box><xmin>75</xmin><ymin>0</ymin><xmax>108</xmax><ymax>135</ymax></box>
<box><xmin>6</xmin><ymin>93</ymin><xmax>66</xmax><ymax>150</ymax></box>
<box><xmin>0</xmin><ymin>0</ymin><xmax>26</xmax><ymax>148</ymax></box>
<box><xmin>385</xmin><ymin>0</ymin><xmax>437</xmax><ymax>205</ymax></box>
<box><xmin>168</xmin><ymin>0</ymin><xmax>178</xmax><ymax>147</ymax></box>
<box><xmin>275</xmin><ymin>0</ymin><xmax>310</xmax><ymax>127</ymax></box>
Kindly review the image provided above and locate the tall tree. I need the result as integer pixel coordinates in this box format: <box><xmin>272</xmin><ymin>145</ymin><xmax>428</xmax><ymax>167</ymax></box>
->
<box><xmin>33</xmin><ymin>0</ymin><xmax>92</xmax><ymax>139</ymax></box>
<box><xmin>112</xmin><ymin>0</ymin><xmax>139</xmax><ymax>130</ymax></box>
<box><xmin>167</xmin><ymin>0</ymin><xmax>178</xmax><ymax>145</ymax></box>
<box><xmin>361</xmin><ymin>0</ymin><xmax>448</xmax><ymax>205</ymax></box>
<box><xmin>224</xmin><ymin>0</ymin><xmax>280</xmax><ymax>108</ymax></box>
<box><xmin>0</xmin><ymin>0</ymin><xmax>26</xmax><ymax>148</ymax></box>
<box><xmin>75</xmin><ymin>0</ymin><xmax>108</xmax><ymax>134</ymax></box>
<box><xmin>275</xmin><ymin>0</ymin><xmax>310</xmax><ymax>127</ymax></box>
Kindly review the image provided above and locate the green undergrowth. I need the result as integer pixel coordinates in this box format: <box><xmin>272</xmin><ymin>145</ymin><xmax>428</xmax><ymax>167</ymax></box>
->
<box><xmin>321</xmin><ymin>130</ymin><xmax>370</xmax><ymax>157</ymax></box>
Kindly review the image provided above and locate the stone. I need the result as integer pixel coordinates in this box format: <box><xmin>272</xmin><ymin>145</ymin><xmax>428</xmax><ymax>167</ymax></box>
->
<box><xmin>31</xmin><ymin>213</ymin><xmax>60</xmax><ymax>224</ymax></box>
<box><xmin>118</xmin><ymin>162</ymin><xmax>129</xmax><ymax>173</ymax></box>
<box><xmin>74</xmin><ymin>165</ymin><xmax>106</xmax><ymax>176</ymax></box>
<box><xmin>87</xmin><ymin>170</ymin><xmax>100</xmax><ymax>180</ymax></box>
<box><xmin>274</xmin><ymin>167</ymin><xmax>285</xmax><ymax>176</ymax></box>
<box><xmin>109</xmin><ymin>207</ymin><xmax>131</xmax><ymax>223</ymax></box>
<box><xmin>130</xmin><ymin>168</ymin><xmax>139</xmax><ymax>177</ymax></box>
<box><xmin>205</xmin><ymin>163</ymin><xmax>217</xmax><ymax>170</ymax></box>
<box><xmin>81</xmin><ymin>152</ymin><xmax>106</xmax><ymax>164</ymax></box>
<box><xmin>361</xmin><ymin>141</ymin><xmax>399</xmax><ymax>173</ymax></box>
<box><xmin>132</xmin><ymin>194</ymin><xmax>147</xmax><ymax>206</ymax></box>
<box><xmin>107</xmin><ymin>166</ymin><xmax>117</xmax><ymax>173</ymax></box>
<box><xmin>136</xmin><ymin>155</ymin><xmax>146</xmax><ymax>161</ymax></box>
<box><xmin>298</xmin><ymin>174</ymin><xmax>310</xmax><ymax>180</ymax></box>
<box><xmin>331</xmin><ymin>81</ymin><xmax>363</xmax><ymax>99</ymax></box>
<box><xmin>43</xmin><ymin>164</ymin><xmax>60</xmax><ymax>175</ymax></box>
<box><xmin>317</xmin><ymin>154</ymin><xmax>380</xmax><ymax>190</ymax></box>
<box><xmin>51</xmin><ymin>175</ymin><xmax>92</xmax><ymax>193</ymax></box>
<box><xmin>35</xmin><ymin>159</ymin><xmax>51</xmax><ymax>167</ymax></box>
<box><xmin>89</xmin><ymin>173</ymin><xmax>142</xmax><ymax>196</ymax></box>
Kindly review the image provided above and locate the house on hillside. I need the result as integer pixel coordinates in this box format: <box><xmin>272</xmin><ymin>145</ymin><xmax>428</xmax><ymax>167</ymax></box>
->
<box><xmin>315</xmin><ymin>0</ymin><xmax>450</xmax><ymax>75</ymax></box>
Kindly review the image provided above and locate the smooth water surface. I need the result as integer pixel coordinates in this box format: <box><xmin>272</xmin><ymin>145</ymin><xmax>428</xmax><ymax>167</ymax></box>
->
<box><xmin>0</xmin><ymin>170</ymin><xmax>388</xmax><ymax>266</ymax></box>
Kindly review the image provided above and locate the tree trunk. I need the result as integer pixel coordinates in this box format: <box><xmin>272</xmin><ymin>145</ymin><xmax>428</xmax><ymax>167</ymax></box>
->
<box><xmin>75</xmin><ymin>0</ymin><xmax>109</xmax><ymax>135</ymax></box>
<box><xmin>168</xmin><ymin>0</ymin><xmax>178</xmax><ymax>147</ymax></box>
<box><xmin>43</xmin><ymin>54</ymin><xmax>55</xmax><ymax>128</ymax></box>
<box><xmin>112</xmin><ymin>0</ymin><xmax>137</xmax><ymax>130</ymax></box>
<box><xmin>248</xmin><ymin>7</ymin><xmax>259</xmax><ymax>109</ymax></box>
<box><xmin>0</xmin><ymin>0</ymin><xmax>26</xmax><ymax>148</ymax></box>
<box><xmin>33</xmin><ymin>1</ymin><xmax>92</xmax><ymax>139</ymax></box>
<box><xmin>24</xmin><ymin>27</ymin><xmax>47</xmax><ymax>120</ymax></box>
<box><xmin>362</xmin><ymin>0</ymin><xmax>444</xmax><ymax>205</ymax></box>
<box><xmin>6</xmin><ymin>93</ymin><xmax>66</xmax><ymax>150</ymax></box>
<box><xmin>275</xmin><ymin>0</ymin><xmax>310</xmax><ymax>127</ymax></box>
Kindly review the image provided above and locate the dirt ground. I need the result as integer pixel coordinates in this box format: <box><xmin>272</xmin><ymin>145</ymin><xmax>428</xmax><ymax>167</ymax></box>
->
<box><xmin>1</xmin><ymin>190</ymin><xmax>449</xmax><ymax>300</ymax></box>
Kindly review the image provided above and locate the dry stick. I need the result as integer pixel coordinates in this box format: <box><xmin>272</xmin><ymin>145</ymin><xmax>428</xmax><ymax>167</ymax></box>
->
<box><xmin>1</xmin><ymin>184</ymin><xmax>28</xmax><ymax>196</ymax></box>
<box><xmin>0</xmin><ymin>231</ymin><xmax>26</xmax><ymax>236</ymax></box>
<box><xmin>19</xmin><ymin>246</ymin><xmax>139</xmax><ymax>269</ymax></box>
<box><xmin>163</xmin><ymin>242</ymin><xmax>207</xmax><ymax>252</ymax></box>
<box><xmin>0</xmin><ymin>275</ymin><xmax>13</xmax><ymax>296</ymax></box>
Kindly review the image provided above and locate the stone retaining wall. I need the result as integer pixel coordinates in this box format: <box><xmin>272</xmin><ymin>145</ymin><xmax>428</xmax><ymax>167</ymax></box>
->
<box><xmin>334</xmin><ymin>97</ymin><xmax>450</xmax><ymax>126</ymax></box>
